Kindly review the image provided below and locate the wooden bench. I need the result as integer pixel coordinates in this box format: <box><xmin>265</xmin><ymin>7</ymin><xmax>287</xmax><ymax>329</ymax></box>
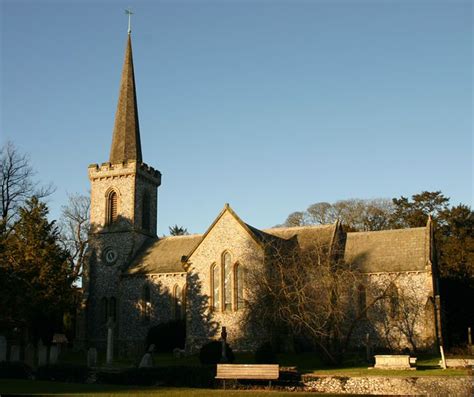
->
<box><xmin>215</xmin><ymin>364</ymin><xmax>279</xmax><ymax>388</ymax></box>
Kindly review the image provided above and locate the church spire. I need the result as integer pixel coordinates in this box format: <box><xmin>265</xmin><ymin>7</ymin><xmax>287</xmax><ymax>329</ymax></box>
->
<box><xmin>109</xmin><ymin>31</ymin><xmax>142</xmax><ymax>164</ymax></box>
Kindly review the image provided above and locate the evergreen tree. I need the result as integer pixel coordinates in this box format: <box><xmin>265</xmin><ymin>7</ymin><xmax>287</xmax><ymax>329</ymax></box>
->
<box><xmin>0</xmin><ymin>197</ymin><xmax>73</xmax><ymax>342</ymax></box>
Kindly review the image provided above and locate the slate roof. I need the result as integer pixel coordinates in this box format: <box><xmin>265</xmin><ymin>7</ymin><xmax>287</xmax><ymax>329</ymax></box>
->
<box><xmin>344</xmin><ymin>227</ymin><xmax>428</xmax><ymax>273</ymax></box>
<box><xmin>264</xmin><ymin>224</ymin><xmax>338</xmax><ymax>252</ymax></box>
<box><xmin>109</xmin><ymin>34</ymin><xmax>142</xmax><ymax>164</ymax></box>
<box><xmin>126</xmin><ymin>234</ymin><xmax>202</xmax><ymax>275</ymax></box>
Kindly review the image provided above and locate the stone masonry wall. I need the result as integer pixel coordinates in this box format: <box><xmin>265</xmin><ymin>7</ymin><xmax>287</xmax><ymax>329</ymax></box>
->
<box><xmin>352</xmin><ymin>270</ymin><xmax>437</xmax><ymax>351</ymax></box>
<box><xmin>186</xmin><ymin>209</ymin><xmax>265</xmax><ymax>353</ymax></box>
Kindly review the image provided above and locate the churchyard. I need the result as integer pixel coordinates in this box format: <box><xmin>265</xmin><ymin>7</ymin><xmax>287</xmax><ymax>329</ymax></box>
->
<box><xmin>1</xmin><ymin>337</ymin><xmax>473</xmax><ymax>396</ymax></box>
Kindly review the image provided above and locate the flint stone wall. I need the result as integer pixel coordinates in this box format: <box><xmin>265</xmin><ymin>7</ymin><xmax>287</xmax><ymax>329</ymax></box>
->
<box><xmin>118</xmin><ymin>272</ymin><xmax>186</xmax><ymax>357</ymax></box>
<box><xmin>186</xmin><ymin>210</ymin><xmax>266</xmax><ymax>353</ymax></box>
<box><xmin>302</xmin><ymin>375</ymin><xmax>472</xmax><ymax>396</ymax></box>
<box><xmin>351</xmin><ymin>271</ymin><xmax>437</xmax><ymax>352</ymax></box>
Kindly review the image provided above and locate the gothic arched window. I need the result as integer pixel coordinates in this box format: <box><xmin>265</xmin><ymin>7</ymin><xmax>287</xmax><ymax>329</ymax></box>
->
<box><xmin>173</xmin><ymin>284</ymin><xmax>182</xmax><ymax>320</ymax></box>
<box><xmin>142</xmin><ymin>285</ymin><xmax>151</xmax><ymax>323</ymax></box>
<box><xmin>106</xmin><ymin>190</ymin><xmax>118</xmax><ymax>225</ymax></box>
<box><xmin>357</xmin><ymin>284</ymin><xmax>366</xmax><ymax>317</ymax></box>
<box><xmin>182</xmin><ymin>283</ymin><xmax>187</xmax><ymax>319</ymax></box>
<box><xmin>210</xmin><ymin>263</ymin><xmax>220</xmax><ymax>311</ymax></box>
<box><xmin>101</xmin><ymin>297</ymin><xmax>108</xmax><ymax>324</ymax></box>
<box><xmin>234</xmin><ymin>263</ymin><xmax>244</xmax><ymax>311</ymax></box>
<box><xmin>222</xmin><ymin>252</ymin><xmax>232</xmax><ymax>311</ymax></box>
<box><xmin>387</xmin><ymin>283</ymin><xmax>399</xmax><ymax>318</ymax></box>
<box><xmin>142</xmin><ymin>192</ymin><xmax>150</xmax><ymax>231</ymax></box>
<box><xmin>109</xmin><ymin>297</ymin><xmax>117</xmax><ymax>322</ymax></box>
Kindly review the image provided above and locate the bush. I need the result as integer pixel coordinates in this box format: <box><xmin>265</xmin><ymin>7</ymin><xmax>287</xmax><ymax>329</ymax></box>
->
<box><xmin>96</xmin><ymin>366</ymin><xmax>214</xmax><ymax>387</ymax></box>
<box><xmin>199</xmin><ymin>341</ymin><xmax>235</xmax><ymax>365</ymax></box>
<box><xmin>146</xmin><ymin>320</ymin><xmax>185</xmax><ymax>353</ymax></box>
<box><xmin>0</xmin><ymin>361</ymin><xmax>32</xmax><ymax>379</ymax></box>
<box><xmin>255</xmin><ymin>342</ymin><xmax>278</xmax><ymax>364</ymax></box>
<box><xmin>36</xmin><ymin>364</ymin><xmax>89</xmax><ymax>383</ymax></box>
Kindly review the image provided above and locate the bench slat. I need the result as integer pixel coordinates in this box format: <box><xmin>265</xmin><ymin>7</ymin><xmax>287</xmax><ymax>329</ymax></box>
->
<box><xmin>216</xmin><ymin>364</ymin><xmax>279</xmax><ymax>380</ymax></box>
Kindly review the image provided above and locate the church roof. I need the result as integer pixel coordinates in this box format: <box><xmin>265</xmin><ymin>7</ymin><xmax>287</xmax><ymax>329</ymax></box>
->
<box><xmin>344</xmin><ymin>227</ymin><xmax>428</xmax><ymax>273</ymax></box>
<box><xmin>264</xmin><ymin>224</ymin><xmax>338</xmax><ymax>252</ymax></box>
<box><xmin>109</xmin><ymin>33</ymin><xmax>142</xmax><ymax>164</ymax></box>
<box><xmin>126</xmin><ymin>234</ymin><xmax>202</xmax><ymax>275</ymax></box>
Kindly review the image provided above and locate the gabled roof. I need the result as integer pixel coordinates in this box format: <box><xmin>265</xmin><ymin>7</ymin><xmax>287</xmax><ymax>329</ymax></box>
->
<box><xmin>186</xmin><ymin>204</ymin><xmax>272</xmax><ymax>261</ymax></box>
<box><xmin>109</xmin><ymin>33</ymin><xmax>142</xmax><ymax>164</ymax></box>
<box><xmin>344</xmin><ymin>227</ymin><xmax>428</xmax><ymax>273</ymax></box>
<box><xmin>264</xmin><ymin>224</ymin><xmax>338</xmax><ymax>253</ymax></box>
<box><xmin>125</xmin><ymin>234</ymin><xmax>202</xmax><ymax>275</ymax></box>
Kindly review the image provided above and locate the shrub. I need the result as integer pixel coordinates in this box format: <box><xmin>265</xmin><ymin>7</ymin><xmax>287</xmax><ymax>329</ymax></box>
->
<box><xmin>255</xmin><ymin>342</ymin><xmax>278</xmax><ymax>364</ymax></box>
<box><xmin>0</xmin><ymin>362</ymin><xmax>32</xmax><ymax>379</ymax></box>
<box><xmin>199</xmin><ymin>341</ymin><xmax>235</xmax><ymax>365</ymax></box>
<box><xmin>146</xmin><ymin>320</ymin><xmax>185</xmax><ymax>353</ymax></box>
<box><xmin>36</xmin><ymin>364</ymin><xmax>89</xmax><ymax>383</ymax></box>
<box><xmin>96</xmin><ymin>366</ymin><xmax>214</xmax><ymax>387</ymax></box>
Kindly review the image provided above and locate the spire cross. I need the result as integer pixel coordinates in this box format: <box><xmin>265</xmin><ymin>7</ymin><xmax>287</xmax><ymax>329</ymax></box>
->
<box><xmin>125</xmin><ymin>8</ymin><xmax>133</xmax><ymax>34</ymax></box>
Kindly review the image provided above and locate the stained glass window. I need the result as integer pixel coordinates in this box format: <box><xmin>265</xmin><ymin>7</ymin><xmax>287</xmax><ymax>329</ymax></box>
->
<box><xmin>211</xmin><ymin>263</ymin><xmax>220</xmax><ymax>311</ymax></box>
<box><xmin>223</xmin><ymin>252</ymin><xmax>232</xmax><ymax>311</ymax></box>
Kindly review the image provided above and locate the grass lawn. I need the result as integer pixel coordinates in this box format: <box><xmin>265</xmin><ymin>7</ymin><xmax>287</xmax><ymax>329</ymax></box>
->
<box><xmin>0</xmin><ymin>380</ymin><xmax>327</xmax><ymax>396</ymax></box>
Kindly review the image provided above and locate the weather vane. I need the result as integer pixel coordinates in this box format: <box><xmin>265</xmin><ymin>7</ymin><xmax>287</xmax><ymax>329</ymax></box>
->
<box><xmin>125</xmin><ymin>8</ymin><xmax>133</xmax><ymax>34</ymax></box>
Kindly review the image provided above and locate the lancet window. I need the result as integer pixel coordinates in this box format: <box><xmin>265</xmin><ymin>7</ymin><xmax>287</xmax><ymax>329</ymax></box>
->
<box><xmin>106</xmin><ymin>190</ymin><xmax>118</xmax><ymax>225</ymax></box>
<box><xmin>210</xmin><ymin>263</ymin><xmax>220</xmax><ymax>311</ymax></box>
<box><xmin>142</xmin><ymin>284</ymin><xmax>151</xmax><ymax>323</ymax></box>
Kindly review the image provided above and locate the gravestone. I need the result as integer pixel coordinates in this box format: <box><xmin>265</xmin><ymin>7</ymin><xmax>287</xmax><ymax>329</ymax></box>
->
<box><xmin>10</xmin><ymin>345</ymin><xmax>20</xmax><ymax>362</ymax></box>
<box><xmin>0</xmin><ymin>335</ymin><xmax>6</xmax><ymax>362</ymax></box>
<box><xmin>373</xmin><ymin>355</ymin><xmax>415</xmax><ymax>370</ymax></box>
<box><xmin>87</xmin><ymin>347</ymin><xmax>97</xmax><ymax>367</ymax></box>
<box><xmin>38</xmin><ymin>341</ymin><xmax>48</xmax><ymax>366</ymax></box>
<box><xmin>24</xmin><ymin>344</ymin><xmax>35</xmax><ymax>368</ymax></box>
<box><xmin>49</xmin><ymin>345</ymin><xmax>59</xmax><ymax>364</ymax></box>
<box><xmin>139</xmin><ymin>344</ymin><xmax>155</xmax><ymax>368</ymax></box>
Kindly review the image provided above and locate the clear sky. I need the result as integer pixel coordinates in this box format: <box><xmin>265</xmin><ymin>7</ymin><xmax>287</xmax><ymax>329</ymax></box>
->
<box><xmin>1</xmin><ymin>0</ymin><xmax>472</xmax><ymax>235</ymax></box>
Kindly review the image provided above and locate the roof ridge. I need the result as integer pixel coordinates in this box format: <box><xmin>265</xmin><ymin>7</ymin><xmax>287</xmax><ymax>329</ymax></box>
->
<box><xmin>347</xmin><ymin>227</ymin><xmax>426</xmax><ymax>236</ymax></box>
<box><xmin>263</xmin><ymin>224</ymin><xmax>335</xmax><ymax>232</ymax></box>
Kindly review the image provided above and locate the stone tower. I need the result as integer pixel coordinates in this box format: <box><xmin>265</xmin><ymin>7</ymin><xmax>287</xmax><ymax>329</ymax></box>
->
<box><xmin>84</xmin><ymin>31</ymin><xmax>161</xmax><ymax>347</ymax></box>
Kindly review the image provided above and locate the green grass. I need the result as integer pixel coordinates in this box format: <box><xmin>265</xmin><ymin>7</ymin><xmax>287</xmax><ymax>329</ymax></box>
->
<box><xmin>57</xmin><ymin>351</ymin><xmax>469</xmax><ymax>377</ymax></box>
<box><xmin>0</xmin><ymin>380</ymin><xmax>327</xmax><ymax>396</ymax></box>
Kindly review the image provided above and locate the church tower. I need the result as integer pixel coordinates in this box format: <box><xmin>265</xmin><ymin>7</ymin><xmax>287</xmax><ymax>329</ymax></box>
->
<box><xmin>84</xmin><ymin>29</ymin><xmax>161</xmax><ymax>347</ymax></box>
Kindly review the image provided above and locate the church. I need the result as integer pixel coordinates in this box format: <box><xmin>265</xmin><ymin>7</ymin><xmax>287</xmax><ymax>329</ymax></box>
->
<box><xmin>80</xmin><ymin>31</ymin><xmax>442</xmax><ymax>357</ymax></box>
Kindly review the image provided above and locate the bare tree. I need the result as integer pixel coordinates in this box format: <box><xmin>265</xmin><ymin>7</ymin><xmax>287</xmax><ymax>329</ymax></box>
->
<box><xmin>283</xmin><ymin>198</ymin><xmax>394</xmax><ymax>231</ymax></box>
<box><xmin>244</xmin><ymin>239</ymin><xmax>393</xmax><ymax>364</ymax></box>
<box><xmin>0</xmin><ymin>141</ymin><xmax>54</xmax><ymax>233</ymax></box>
<box><xmin>59</xmin><ymin>193</ymin><xmax>90</xmax><ymax>282</ymax></box>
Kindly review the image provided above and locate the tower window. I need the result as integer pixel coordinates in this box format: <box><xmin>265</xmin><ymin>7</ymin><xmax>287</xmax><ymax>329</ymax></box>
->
<box><xmin>106</xmin><ymin>190</ymin><xmax>118</xmax><ymax>224</ymax></box>
<box><xmin>142</xmin><ymin>192</ymin><xmax>150</xmax><ymax>231</ymax></box>
<box><xmin>101</xmin><ymin>297</ymin><xmax>108</xmax><ymax>324</ymax></box>
<box><xmin>109</xmin><ymin>297</ymin><xmax>117</xmax><ymax>322</ymax></box>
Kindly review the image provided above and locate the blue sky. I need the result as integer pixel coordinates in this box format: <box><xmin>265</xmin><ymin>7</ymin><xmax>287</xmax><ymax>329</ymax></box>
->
<box><xmin>1</xmin><ymin>0</ymin><xmax>472</xmax><ymax>234</ymax></box>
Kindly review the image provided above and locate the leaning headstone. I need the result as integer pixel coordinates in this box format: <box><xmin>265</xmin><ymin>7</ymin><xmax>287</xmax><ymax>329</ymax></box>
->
<box><xmin>139</xmin><ymin>344</ymin><xmax>155</xmax><ymax>368</ymax></box>
<box><xmin>38</xmin><ymin>341</ymin><xmax>48</xmax><ymax>366</ymax></box>
<box><xmin>10</xmin><ymin>345</ymin><xmax>20</xmax><ymax>362</ymax></box>
<box><xmin>49</xmin><ymin>345</ymin><xmax>59</xmax><ymax>364</ymax></box>
<box><xmin>24</xmin><ymin>344</ymin><xmax>35</xmax><ymax>368</ymax></box>
<box><xmin>0</xmin><ymin>335</ymin><xmax>7</xmax><ymax>362</ymax></box>
<box><xmin>87</xmin><ymin>347</ymin><xmax>97</xmax><ymax>368</ymax></box>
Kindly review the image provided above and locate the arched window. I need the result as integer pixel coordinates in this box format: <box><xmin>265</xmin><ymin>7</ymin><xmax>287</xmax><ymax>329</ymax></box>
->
<box><xmin>173</xmin><ymin>284</ymin><xmax>182</xmax><ymax>320</ymax></box>
<box><xmin>357</xmin><ymin>285</ymin><xmax>366</xmax><ymax>317</ymax></box>
<box><xmin>142</xmin><ymin>285</ymin><xmax>151</xmax><ymax>323</ymax></box>
<box><xmin>109</xmin><ymin>297</ymin><xmax>117</xmax><ymax>322</ymax></box>
<box><xmin>223</xmin><ymin>252</ymin><xmax>232</xmax><ymax>311</ymax></box>
<box><xmin>106</xmin><ymin>190</ymin><xmax>118</xmax><ymax>225</ymax></box>
<box><xmin>101</xmin><ymin>297</ymin><xmax>108</xmax><ymax>324</ymax></box>
<box><xmin>210</xmin><ymin>263</ymin><xmax>220</xmax><ymax>311</ymax></box>
<box><xmin>387</xmin><ymin>283</ymin><xmax>399</xmax><ymax>318</ymax></box>
<box><xmin>142</xmin><ymin>192</ymin><xmax>150</xmax><ymax>231</ymax></box>
<box><xmin>233</xmin><ymin>263</ymin><xmax>244</xmax><ymax>311</ymax></box>
<box><xmin>181</xmin><ymin>284</ymin><xmax>187</xmax><ymax>319</ymax></box>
